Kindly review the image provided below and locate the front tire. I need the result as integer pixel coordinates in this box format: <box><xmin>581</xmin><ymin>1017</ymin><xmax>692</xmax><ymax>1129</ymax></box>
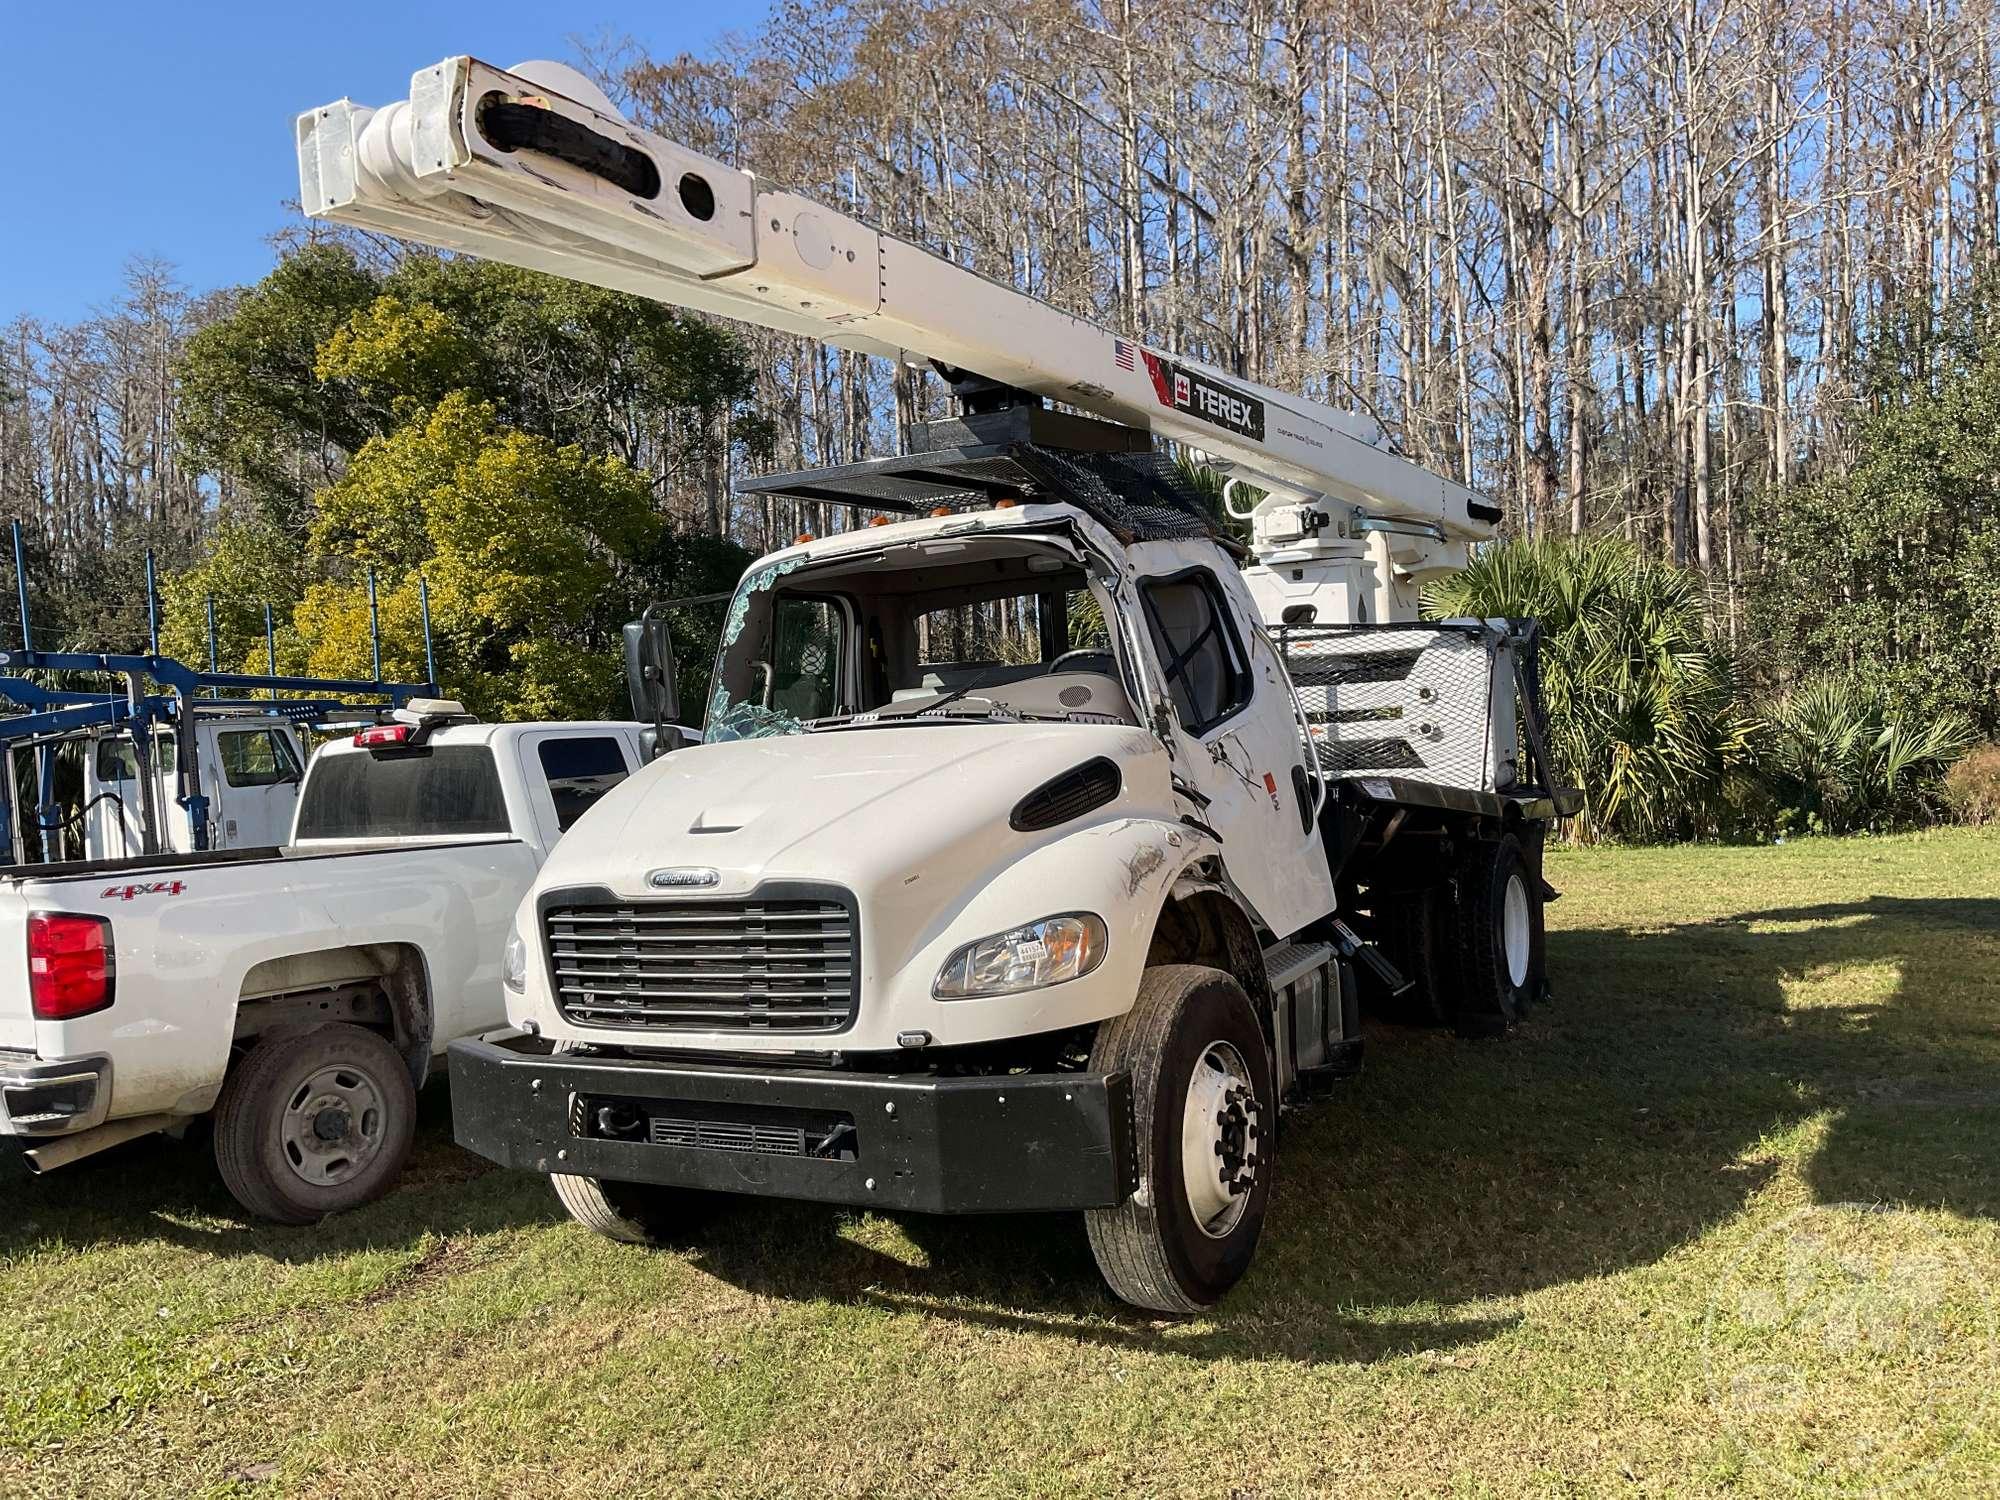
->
<box><xmin>551</xmin><ymin>1172</ymin><xmax>713</xmax><ymax>1245</ymax></box>
<box><xmin>213</xmin><ymin>1022</ymin><xmax>417</xmax><ymax>1226</ymax></box>
<box><xmin>547</xmin><ymin>1042</ymin><xmax>718</xmax><ymax>1245</ymax></box>
<box><xmin>1086</xmin><ymin>965</ymin><xmax>1276</xmax><ymax>1315</ymax></box>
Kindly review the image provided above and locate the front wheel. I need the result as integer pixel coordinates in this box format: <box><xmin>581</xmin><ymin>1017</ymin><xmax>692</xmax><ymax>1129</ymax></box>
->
<box><xmin>1085</xmin><ymin>965</ymin><xmax>1276</xmax><ymax>1315</ymax></box>
<box><xmin>212</xmin><ymin>1022</ymin><xmax>417</xmax><ymax>1225</ymax></box>
<box><xmin>551</xmin><ymin>1172</ymin><xmax>720</xmax><ymax>1245</ymax></box>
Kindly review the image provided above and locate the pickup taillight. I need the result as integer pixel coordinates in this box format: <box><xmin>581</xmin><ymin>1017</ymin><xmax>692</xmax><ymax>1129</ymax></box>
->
<box><xmin>354</xmin><ymin>724</ymin><xmax>412</xmax><ymax>747</ymax></box>
<box><xmin>28</xmin><ymin>912</ymin><xmax>116</xmax><ymax>1020</ymax></box>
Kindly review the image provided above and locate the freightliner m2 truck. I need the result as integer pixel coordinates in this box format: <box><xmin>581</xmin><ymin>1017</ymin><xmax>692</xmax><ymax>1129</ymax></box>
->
<box><xmin>297</xmin><ymin>58</ymin><xmax>1578</xmax><ymax>1312</ymax></box>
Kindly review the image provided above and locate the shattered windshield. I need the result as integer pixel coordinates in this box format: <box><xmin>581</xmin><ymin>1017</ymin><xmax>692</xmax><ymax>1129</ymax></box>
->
<box><xmin>703</xmin><ymin>535</ymin><xmax>1134</xmax><ymax>742</ymax></box>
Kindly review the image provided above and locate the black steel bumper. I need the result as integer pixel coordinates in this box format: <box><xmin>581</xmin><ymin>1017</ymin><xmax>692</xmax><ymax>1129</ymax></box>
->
<box><xmin>447</xmin><ymin>1036</ymin><xmax>1138</xmax><ymax>1215</ymax></box>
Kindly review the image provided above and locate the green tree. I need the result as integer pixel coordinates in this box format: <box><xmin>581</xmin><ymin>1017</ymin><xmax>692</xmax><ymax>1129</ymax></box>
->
<box><xmin>166</xmin><ymin>247</ymin><xmax>758</xmax><ymax>717</ymax></box>
<box><xmin>1751</xmin><ymin>282</ymin><xmax>2000</xmax><ymax>736</ymax></box>
<box><xmin>176</xmin><ymin>244</ymin><xmax>382</xmax><ymax>530</ymax></box>
<box><xmin>1763</xmin><ymin>674</ymin><xmax>1973</xmax><ymax>835</ymax></box>
<box><xmin>1425</xmin><ymin>535</ymin><xmax>1760</xmax><ymax>843</ymax></box>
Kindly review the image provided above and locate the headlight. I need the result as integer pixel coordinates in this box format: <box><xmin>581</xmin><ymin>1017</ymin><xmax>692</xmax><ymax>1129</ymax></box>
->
<box><xmin>933</xmin><ymin>913</ymin><xmax>1108</xmax><ymax>999</ymax></box>
<box><xmin>502</xmin><ymin>922</ymin><xmax>528</xmax><ymax>995</ymax></box>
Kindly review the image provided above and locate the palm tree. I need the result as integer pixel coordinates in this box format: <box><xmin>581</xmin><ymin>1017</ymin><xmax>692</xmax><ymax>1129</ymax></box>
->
<box><xmin>1425</xmin><ymin>535</ymin><xmax>1758</xmax><ymax>842</ymax></box>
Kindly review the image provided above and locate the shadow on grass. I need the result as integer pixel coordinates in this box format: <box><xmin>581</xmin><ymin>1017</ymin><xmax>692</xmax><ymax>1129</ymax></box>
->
<box><xmin>6</xmin><ymin>894</ymin><xmax>1995</xmax><ymax>1365</ymax></box>
<box><xmin>0</xmin><ymin>1078</ymin><xmax>561</xmax><ymax>1265</ymax></box>
<box><xmin>679</xmin><ymin>893</ymin><xmax>2000</xmax><ymax>1361</ymax></box>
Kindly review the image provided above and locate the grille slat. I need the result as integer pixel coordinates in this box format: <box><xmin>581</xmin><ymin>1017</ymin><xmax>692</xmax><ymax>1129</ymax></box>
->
<box><xmin>648</xmin><ymin>1117</ymin><xmax>811</xmax><ymax>1155</ymax></box>
<box><xmin>546</xmin><ymin>896</ymin><xmax>855</xmax><ymax>1033</ymax></box>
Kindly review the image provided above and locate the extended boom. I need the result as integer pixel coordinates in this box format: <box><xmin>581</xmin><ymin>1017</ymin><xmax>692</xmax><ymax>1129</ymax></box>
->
<box><xmin>298</xmin><ymin>56</ymin><xmax>1499</xmax><ymax>563</ymax></box>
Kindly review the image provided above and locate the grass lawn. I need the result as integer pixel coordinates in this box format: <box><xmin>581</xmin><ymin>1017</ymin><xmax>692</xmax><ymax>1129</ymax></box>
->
<box><xmin>4</xmin><ymin>829</ymin><xmax>1997</xmax><ymax>1497</ymax></box>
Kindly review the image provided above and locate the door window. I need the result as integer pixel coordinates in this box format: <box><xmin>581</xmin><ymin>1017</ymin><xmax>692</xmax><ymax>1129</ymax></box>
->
<box><xmin>536</xmin><ymin>736</ymin><xmax>633</xmax><ymax>832</ymax></box>
<box><xmin>94</xmin><ymin>731</ymin><xmax>177</xmax><ymax>781</ymax></box>
<box><xmin>769</xmin><ymin>596</ymin><xmax>845</xmax><ymax>721</ymax></box>
<box><xmin>1140</xmin><ymin>572</ymin><xmax>1250</xmax><ymax>735</ymax></box>
<box><xmin>217</xmin><ymin>729</ymin><xmax>302</xmax><ymax>787</ymax></box>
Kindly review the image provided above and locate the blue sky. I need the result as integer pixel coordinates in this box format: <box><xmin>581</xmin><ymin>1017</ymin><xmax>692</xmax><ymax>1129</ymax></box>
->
<box><xmin>0</xmin><ymin>2</ymin><xmax>740</xmax><ymax>324</ymax></box>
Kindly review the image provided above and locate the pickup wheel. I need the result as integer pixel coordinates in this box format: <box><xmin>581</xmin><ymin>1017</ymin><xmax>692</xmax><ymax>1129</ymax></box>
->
<box><xmin>212</xmin><ymin>1022</ymin><xmax>417</xmax><ymax>1226</ymax></box>
<box><xmin>1085</xmin><ymin>965</ymin><xmax>1275</xmax><ymax>1316</ymax></box>
<box><xmin>1449</xmin><ymin>833</ymin><xmax>1544</xmax><ymax>1037</ymax></box>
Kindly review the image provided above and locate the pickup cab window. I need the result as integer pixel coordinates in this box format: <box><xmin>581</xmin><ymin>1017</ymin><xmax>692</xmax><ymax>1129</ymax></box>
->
<box><xmin>536</xmin><ymin>736</ymin><xmax>632</xmax><ymax>832</ymax></box>
<box><xmin>294</xmin><ymin>746</ymin><xmax>509</xmax><ymax>840</ymax></box>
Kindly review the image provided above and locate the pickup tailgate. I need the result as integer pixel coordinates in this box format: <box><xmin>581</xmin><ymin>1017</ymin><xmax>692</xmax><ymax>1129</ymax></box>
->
<box><xmin>0</xmin><ymin>887</ymin><xmax>35</xmax><ymax>1051</ymax></box>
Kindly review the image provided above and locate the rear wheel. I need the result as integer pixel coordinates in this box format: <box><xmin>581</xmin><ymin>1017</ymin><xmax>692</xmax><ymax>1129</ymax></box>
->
<box><xmin>213</xmin><ymin>1022</ymin><xmax>417</xmax><ymax>1225</ymax></box>
<box><xmin>1449</xmin><ymin>833</ymin><xmax>1544</xmax><ymax>1037</ymax></box>
<box><xmin>1368</xmin><ymin>886</ymin><xmax>1451</xmax><ymax>1025</ymax></box>
<box><xmin>1085</xmin><ymin>965</ymin><xmax>1275</xmax><ymax>1315</ymax></box>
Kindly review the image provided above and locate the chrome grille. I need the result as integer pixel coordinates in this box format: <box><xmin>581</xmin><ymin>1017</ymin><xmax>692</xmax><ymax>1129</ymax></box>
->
<box><xmin>545</xmin><ymin>896</ymin><xmax>855</xmax><ymax>1032</ymax></box>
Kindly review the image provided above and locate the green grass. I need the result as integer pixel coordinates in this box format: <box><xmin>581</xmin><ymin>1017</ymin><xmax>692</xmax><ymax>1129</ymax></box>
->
<box><xmin>4</xmin><ymin>829</ymin><xmax>1998</xmax><ymax>1497</ymax></box>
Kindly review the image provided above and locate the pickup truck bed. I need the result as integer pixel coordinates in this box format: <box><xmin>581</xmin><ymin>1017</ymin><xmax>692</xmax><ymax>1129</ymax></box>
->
<box><xmin>3</xmin><ymin>716</ymin><xmax>660</xmax><ymax>1225</ymax></box>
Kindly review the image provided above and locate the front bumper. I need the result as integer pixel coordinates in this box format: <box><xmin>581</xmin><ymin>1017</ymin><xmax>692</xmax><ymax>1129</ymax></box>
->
<box><xmin>0</xmin><ymin>1051</ymin><xmax>111</xmax><ymax>1137</ymax></box>
<box><xmin>447</xmin><ymin>1036</ymin><xmax>1137</xmax><ymax>1215</ymax></box>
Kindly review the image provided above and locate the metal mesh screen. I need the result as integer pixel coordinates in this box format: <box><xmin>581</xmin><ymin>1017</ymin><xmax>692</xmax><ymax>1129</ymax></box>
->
<box><xmin>1277</xmin><ymin>624</ymin><xmax>1499</xmax><ymax>790</ymax></box>
<box><xmin>733</xmin><ymin>441</ymin><xmax>1223</xmax><ymax>544</ymax></box>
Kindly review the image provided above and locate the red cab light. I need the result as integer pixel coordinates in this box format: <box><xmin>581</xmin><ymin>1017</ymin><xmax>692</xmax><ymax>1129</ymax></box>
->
<box><xmin>353</xmin><ymin>724</ymin><xmax>412</xmax><ymax>747</ymax></box>
<box><xmin>28</xmin><ymin>913</ymin><xmax>115</xmax><ymax>1020</ymax></box>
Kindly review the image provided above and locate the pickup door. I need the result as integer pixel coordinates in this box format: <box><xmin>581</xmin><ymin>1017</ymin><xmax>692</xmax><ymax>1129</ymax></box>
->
<box><xmin>509</xmin><ymin>728</ymin><xmax>644</xmax><ymax>850</ymax></box>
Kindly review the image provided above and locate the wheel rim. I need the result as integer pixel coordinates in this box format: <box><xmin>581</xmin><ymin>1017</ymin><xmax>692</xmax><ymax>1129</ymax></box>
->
<box><xmin>1502</xmin><ymin>871</ymin><xmax>1531</xmax><ymax>989</ymax></box>
<box><xmin>1180</xmin><ymin>1041</ymin><xmax>1260</xmax><ymax>1240</ymax></box>
<box><xmin>279</xmin><ymin>1063</ymin><xmax>388</xmax><ymax>1187</ymax></box>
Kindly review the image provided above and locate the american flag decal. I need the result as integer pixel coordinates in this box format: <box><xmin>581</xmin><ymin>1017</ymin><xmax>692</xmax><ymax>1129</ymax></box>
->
<box><xmin>1114</xmin><ymin>338</ymin><xmax>1135</xmax><ymax>371</ymax></box>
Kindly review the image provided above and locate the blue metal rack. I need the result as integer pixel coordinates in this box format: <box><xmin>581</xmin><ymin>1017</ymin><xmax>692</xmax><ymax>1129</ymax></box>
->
<box><xmin>0</xmin><ymin>522</ymin><xmax>443</xmax><ymax>865</ymax></box>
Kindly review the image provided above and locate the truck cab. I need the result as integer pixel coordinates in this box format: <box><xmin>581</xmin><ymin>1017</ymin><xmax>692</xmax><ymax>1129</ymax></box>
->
<box><xmin>84</xmin><ymin>720</ymin><xmax>308</xmax><ymax>860</ymax></box>
<box><xmin>450</xmin><ymin>419</ymin><xmax>1384</xmax><ymax>1315</ymax></box>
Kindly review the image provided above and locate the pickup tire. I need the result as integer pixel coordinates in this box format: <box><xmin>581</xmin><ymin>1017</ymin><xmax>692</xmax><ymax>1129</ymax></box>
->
<box><xmin>1085</xmin><ymin>965</ymin><xmax>1275</xmax><ymax>1315</ymax></box>
<box><xmin>1449</xmin><ymin>833</ymin><xmax>1544</xmax><ymax>1037</ymax></box>
<box><xmin>213</xmin><ymin>1022</ymin><xmax>417</xmax><ymax>1225</ymax></box>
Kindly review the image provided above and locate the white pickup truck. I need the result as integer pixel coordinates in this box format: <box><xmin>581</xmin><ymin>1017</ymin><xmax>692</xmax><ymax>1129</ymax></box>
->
<box><xmin>1</xmin><ymin>708</ymin><xmax>656</xmax><ymax>1224</ymax></box>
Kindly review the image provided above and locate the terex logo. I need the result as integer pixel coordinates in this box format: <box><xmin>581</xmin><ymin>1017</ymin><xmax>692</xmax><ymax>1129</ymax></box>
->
<box><xmin>102</xmin><ymin>879</ymin><xmax>187</xmax><ymax>902</ymax></box>
<box><xmin>647</xmin><ymin>867</ymin><xmax>720</xmax><ymax>890</ymax></box>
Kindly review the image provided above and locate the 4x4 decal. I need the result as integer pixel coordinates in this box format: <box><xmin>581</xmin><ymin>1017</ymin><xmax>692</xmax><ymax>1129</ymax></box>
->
<box><xmin>101</xmin><ymin>880</ymin><xmax>187</xmax><ymax>902</ymax></box>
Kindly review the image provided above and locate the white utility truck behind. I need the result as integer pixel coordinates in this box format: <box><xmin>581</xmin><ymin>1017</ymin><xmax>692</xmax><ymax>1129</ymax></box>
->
<box><xmin>1</xmin><ymin>708</ymin><xmax>656</xmax><ymax>1223</ymax></box>
<box><xmin>83</xmin><ymin>717</ymin><xmax>307</xmax><ymax>859</ymax></box>
<box><xmin>300</xmin><ymin>58</ymin><xmax>1578</xmax><ymax>1312</ymax></box>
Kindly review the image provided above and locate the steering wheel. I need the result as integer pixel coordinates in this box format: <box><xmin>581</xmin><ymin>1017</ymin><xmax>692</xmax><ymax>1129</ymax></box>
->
<box><xmin>1046</xmin><ymin>649</ymin><xmax>1116</xmax><ymax>676</ymax></box>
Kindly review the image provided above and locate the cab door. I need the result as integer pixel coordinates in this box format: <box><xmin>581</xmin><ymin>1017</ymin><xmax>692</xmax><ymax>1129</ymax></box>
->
<box><xmin>514</xmin><ymin>730</ymin><xmax>642</xmax><ymax>854</ymax></box>
<box><xmin>1133</xmin><ymin>554</ymin><xmax>1334</xmax><ymax>939</ymax></box>
<box><xmin>85</xmin><ymin>728</ymin><xmax>185</xmax><ymax>858</ymax></box>
<box><xmin>203</xmin><ymin>724</ymin><xmax>305</xmax><ymax>849</ymax></box>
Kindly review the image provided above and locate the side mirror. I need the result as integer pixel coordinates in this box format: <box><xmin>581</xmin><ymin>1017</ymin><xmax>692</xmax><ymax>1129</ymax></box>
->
<box><xmin>637</xmin><ymin>724</ymin><xmax>688</xmax><ymax>762</ymax></box>
<box><xmin>623</xmin><ymin>609</ymin><xmax>680</xmax><ymax>731</ymax></box>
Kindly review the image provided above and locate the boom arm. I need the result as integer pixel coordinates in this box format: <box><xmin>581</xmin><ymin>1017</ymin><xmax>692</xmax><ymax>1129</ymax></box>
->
<box><xmin>298</xmin><ymin>56</ymin><xmax>1498</xmax><ymax>545</ymax></box>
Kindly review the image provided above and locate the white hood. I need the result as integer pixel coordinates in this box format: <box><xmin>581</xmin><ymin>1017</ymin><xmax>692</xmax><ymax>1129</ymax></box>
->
<box><xmin>540</xmin><ymin>721</ymin><xmax>1166</xmax><ymax>905</ymax></box>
